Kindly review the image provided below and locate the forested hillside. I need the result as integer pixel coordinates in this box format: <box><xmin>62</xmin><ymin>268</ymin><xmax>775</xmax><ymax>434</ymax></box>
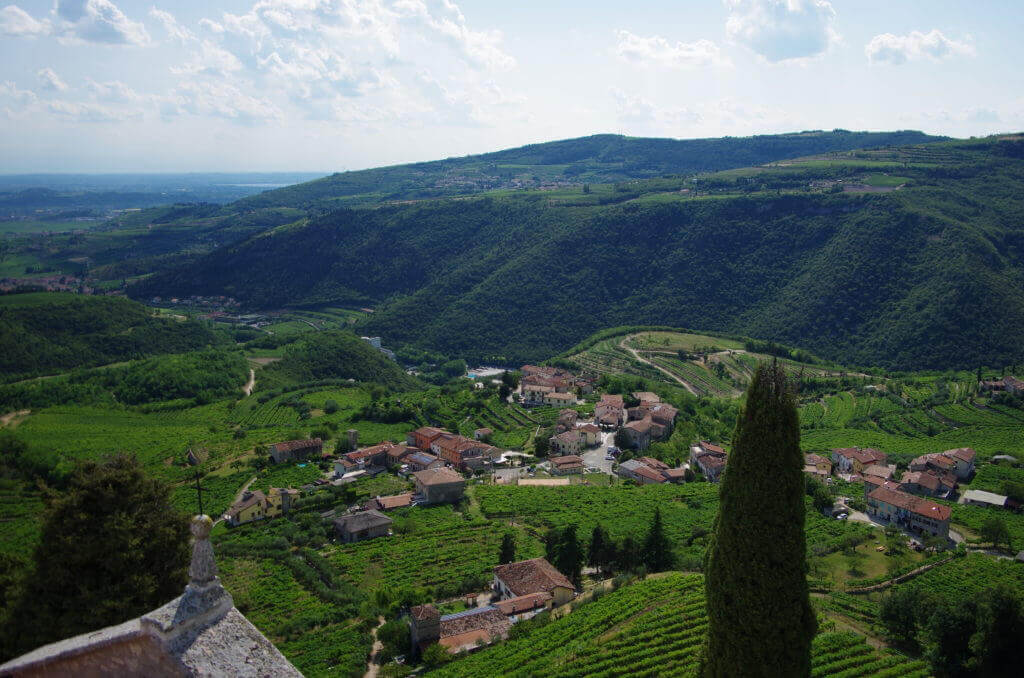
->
<box><xmin>132</xmin><ymin>137</ymin><xmax>1024</xmax><ymax>371</ymax></box>
<box><xmin>232</xmin><ymin>130</ymin><xmax>941</xmax><ymax>209</ymax></box>
<box><xmin>0</xmin><ymin>293</ymin><xmax>219</xmax><ymax>382</ymax></box>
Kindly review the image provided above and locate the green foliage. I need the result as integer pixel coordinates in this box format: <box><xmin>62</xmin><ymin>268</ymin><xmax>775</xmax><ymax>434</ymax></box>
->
<box><xmin>0</xmin><ymin>293</ymin><xmax>219</xmax><ymax>383</ymax></box>
<box><xmin>702</xmin><ymin>363</ymin><xmax>815</xmax><ymax>677</ymax></box>
<box><xmin>0</xmin><ymin>454</ymin><xmax>190</xmax><ymax>660</ymax></box>
<box><xmin>427</xmin><ymin>573</ymin><xmax>931</xmax><ymax>678</ymax></box>
<box><xmin>260</xmin><ymin>331</ymin><xmax>421</xmax><ymax>391</ymax></box>
<box><xmin>641</xmin><ymin>508</ymin><xmax>673</xmax><ymax>572</ymax></box>
<box><xmin>499</xmin><ymin>531</ymin><xmax>516</xmax><ymax>565</ymax></box>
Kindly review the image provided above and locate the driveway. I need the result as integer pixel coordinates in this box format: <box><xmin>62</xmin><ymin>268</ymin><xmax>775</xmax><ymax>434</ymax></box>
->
<box><xmin>581</xmin><ymin>430</ymin><xmax>616</xmax><ymax>475</ymax></box>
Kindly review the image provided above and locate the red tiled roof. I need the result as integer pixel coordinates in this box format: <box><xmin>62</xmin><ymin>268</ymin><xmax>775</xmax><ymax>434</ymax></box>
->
<box><xmin>494</xmin><ymin>592</ymin><xmax>552</xmax><ymax>615</ymax></box>
<box><xmin>493</xmin><ymin>558</ymin><xmax>574</xmax><ymax>597</ymax></box>
<box><xmin>631</xmin><ymin>464</ymin><xmax>666</xmax><ymax>483</ymax></box>
<box><xmin>599</xmin><ymin>394</ymin><xmax>624</xmax><ymax>406</ymax></box>
<box><xmin>272</xmin><ymin>438</ymin><xmax>322</xmax><ymax>453</ymax></box>
<box><xmin>638</xmin><ymin>456</ymin><xmax>669</xmax><ymax>470</ymax></box>
<box><xmin>805</xmin><ymin>453</ymin><xmax>830</xmax><ymax>467</ymax></box>
<box><xmin>550</xmin><ymin>455</ymin><xmax>583</xmax><ymax>468</ymax></box>
<box><xmin>226</xmin><ymin>490</ymin><xmax>267</xmax><ymax>518</ymax></box>
<box><xmin>625</xmin><ymin>417</ymin><xmax>653</xmax><ymax>433</ymax></box>
<box><xmin>578</xmin><ymin>423</ymin><xmax>600</xmax><ymax>433</ymax></box>
<box><xmin>700</xmin><ymin>441</ymin><xmax>725</xmax><ymax>455</ymax></box>
<box><xmin>661</xmin><ymin>468</ymin><xmax>687</xmax><ymax>479</ymax></box>
<box><xmin>834</xmin><ymin>447</ymin><xmax>886</xmax><ymax>465</ymax></box>
<box><xmin>900</xmin><ymin>471</ymin><xmax>939</xmax><ymax>492</ymax></box>
<box><xmin>413</xmin><ymin>467</ymin><xmax>465</xmax><ymax>486</ymax></box>
<box><xmin>368</xmin><ymin>493</ymin><xmax>413</xmax><ymax>510</ymax></box>
<box><xmin>868</xmin><ymin>486</ymin><xmax>951</xmax><ymax>521</ymax></box>
<box><xmin>945</xmin><ymin>447</ymin><xmax>976</xmax><ymax>463</ymax></box>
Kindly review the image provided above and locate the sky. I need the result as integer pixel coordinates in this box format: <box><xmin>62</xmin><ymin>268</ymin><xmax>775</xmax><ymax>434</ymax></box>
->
<box><xmin>1</xmin><ymin>1</ymin><xmax>1021</xmax><ymax>172</ymax></box>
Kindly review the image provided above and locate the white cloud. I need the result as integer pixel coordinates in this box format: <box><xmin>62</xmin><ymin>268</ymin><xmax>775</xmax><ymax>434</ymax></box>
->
<box><xmin>865</xmin><ymin>29</ymin><xmax>974</xmax><ymax>65</ymax></box>
<box><xmin>199</xmin><ymin>18</ymin><xmax>224</xmax><ymax>34</ymax></box>
<box><xmin>724</xmin><ymin>0</ymin><xmax>838</xmax><ymax>63</ymax></box>
<box><xmin>615</xmin><ymin>30</ymin><xmax>726</xmax><ymax>69</ymax></box>
<box><xmin>37</xmin><ymin>67</ymin><xmax>69</xmax><ymax>92</ymax></box>
<box><xmin>610</xmin><ymin>87</ymin><xmax>701</xmax><ymax>127</ymax></box>
<box><xmin>86</xmin><ymin>78</ymin><xmax>140</xmax><ymax>103</ymax></box>
<box><xmin>394</xmin><ymin>0</ymin><xmax>515</xmax><ymax>70</ymax></box>
<box><xmin>55</xmin><ymin>0</ymin><xmax>150</xmax><ymax>46</ymax></box>
<box><xmin>171</xmin><ymin>40</ymin><xmax>244</xmax><ymax>77</ymax></box>
<box><xmin>149</xmin><ymin>7</ymin><xmax>194</xmax><ymax>44</ymax></box>
<box><xmin>172</xmin><ymin>81</ymin><xmax>281</xmax><ymax>123</ymax></box>
<box><xmin>0</xmin><ymin>80</ymin><xmax>39</xmax><ymax>107</ymax></box>
<box><xmin>47</xmin><ymin>99</ymin><xmax>137</xmax><ymax>122</ymax></box>
<box><xmin>0</xmin><ymin>4</ymin><xmax>51</xmax><ymax>37</ymax></box>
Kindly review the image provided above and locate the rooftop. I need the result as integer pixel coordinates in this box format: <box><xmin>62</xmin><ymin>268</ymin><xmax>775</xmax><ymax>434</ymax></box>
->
<box><xmin>493</xmin><ymin>558</ymin><xmax>574</xmax><ymax>597</ymax></box>
<box><xmin>868</xmin><ymin>487</ymin><xmax>952</xmax><ymax>521</ymax></box>
<box><xmin>413</xmin><ymin>467</ymin><xmax>465</xmax><ymax>486</ymax></box>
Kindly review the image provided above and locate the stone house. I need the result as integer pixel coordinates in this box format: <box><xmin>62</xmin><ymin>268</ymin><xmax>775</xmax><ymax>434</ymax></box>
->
<box><xmin>831</xmin><ymin>447</ymin><xmax>887</xmax><ymax>474</ymax></box>
<box><xmin>578</xmin><ymin>423</ymin><xmax>601</xmax><ymax>446</ymax></box>
<box><xmin>690</xmin><ymin>442</ymin><xmax>728</xmax><ymax>483</ymax></box>
<box><xmin>548</xmin><ymin>455</ymin><xmax>584</xmax><ymax>475</ymax></box>
<box><xmin>543</xmin><ymin>391</ymin><xmax>576</xmax><ymax>407</ymax></box>
<box><xmin>620</xmin><ymin>418</ymin><xmax>653</xmax><ymax>450</ymax></box>
<box><xmin>412</xmin><ymin>468</ymin><xmax>466</xmax><ymax>504</ymax></box>
<box><xmin>616</xmin><ymin>459</ymin><xmax>665</xmax><ymax>485</ymax></box>
<box><xmin>268</xmin><ymin>438</ymin><xmax>322</xmax><ymax>464</ymax></box>
<box><xmin>554</xmin><ymin>409</ymin><xmax>578</xmax><ymax>434</ymax></box>
<box><xmin>804</xmin><ymin>453</ymin><xmax>832</xmax><ymax>475</ymax></box>
<box><xmin>409</xmin><ymin>604</ymin><xmax>511</xmax><ymax>657</ymax></box>
<box><xmin>595</xmin><ymin>394</ymin><xmax>625</xmax><ymax>428</ymax></box>
<box><xmin>550</xmin><ymin>430</ymin><xmax>584</xmax><ymax>455</ymax></box>
<box><xmin>333</xmin><ymin>510</ymin><xmax>393</xmax><ymax>543</ymax></box>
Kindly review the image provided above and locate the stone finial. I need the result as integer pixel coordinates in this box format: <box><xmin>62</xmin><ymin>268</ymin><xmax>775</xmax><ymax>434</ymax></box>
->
<box><xmin>189</xmin><ymin>515</ymin><xmax>217</xmax><ymax>585</ymax></box>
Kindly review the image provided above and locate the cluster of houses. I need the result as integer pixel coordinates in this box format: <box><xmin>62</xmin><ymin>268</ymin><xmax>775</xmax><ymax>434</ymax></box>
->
<box><xmin>689</xmin><ymin>441</ymin><xmax>728</xmax><ymax>482</ymax></box>
<box><xmin>409</xmin><ymin>557</ymin><xmax>575</xmax><ymax>656</ymax></box>
<box><xmin>800</xmin><ymin>445</ymin><xmax>1001</xmax><ymax>542</ymax></box>
<box><xmin>979</xmin><ymin>376</ymin><xmax>1024</xmax><ymax>393</ymax></box>
<box><xmin>546</xmin><ymin>391</ymin><xmax>679</xmax><ymax>456</ymax></box>
<box><xmin>520</xmin><ymin>365</ymin><xmax>595</xmax><ymax>406</ymax></box>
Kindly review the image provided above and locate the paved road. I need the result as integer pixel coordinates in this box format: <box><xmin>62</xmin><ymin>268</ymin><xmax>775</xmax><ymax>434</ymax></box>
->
<box><xmin>581</xmin><ymin>430</ymin><xmax>616</xmax><ymax>474</ymax></box>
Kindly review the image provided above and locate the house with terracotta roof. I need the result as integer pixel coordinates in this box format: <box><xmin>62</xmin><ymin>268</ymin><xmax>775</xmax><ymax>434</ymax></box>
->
<box><xmin>430</xmin><ymin>433</ymin><xmax>500</xmax><ymax>471</ymax></box>
<box><xmin>690</xmin><ymin>442</ymin><xmax>728</xmax><ymax>482</ymax></box>
<box><xmin>364</xmin><ymin>493</ymin><xmax>414</xmax><ymax>512</ymax></box>
<box><xmin>550</xmin><ymin>430</ymin><xmax>584</xmax><ymax>455</ymax></box>
<box><xmin>493</xmin><ymin>592</ymin><xmax>553</xmax><ymax>622</ymax></box>
<box><xmin>910</xmin><ymin>448</ymin><xmax>975</xmax><ymax>481</ymax></box>
<box><xmin>544</xmin><ymin>391</ymin><xmax>577</xmax><ymax>407</ymax></box>
<box><xmin>866</xmin><ymin>486</ymin><xmax>951</xmax><ymax>540</ymax></box>
<box><xmin>225</xmin><ymin>490</ymin><xmax>268</xmax><ymax>526</ymax></box>
<box><xmin>386</xmin><ymin>444</ymin><xmax>415</xmax><ymax>468</ymax></box>
<box><xmin>578</xmin><ymin>423</ymin><xmax>601</xmax><ymax>446</ymax></box>
<box><xmin>831</xmin><ymin>447</ymin><xmax>887</xmax><ymax>474</ymax></box>
<box><xmin>943</xmin><ymin>447</ymin><xmax>977</xmax><ymax>479</ymax></box>
<box><xmin>268</xmin><ymin>438</ymin><xmax>322</xmax><ymax>464</ymax></box>
<box><xmin>595</xmin><ymin>394</ymin><xmax>625</xmax><ymax>428</ymax></box>
<box><xmin>805</xmin><ymin>453</ymin><xmax>832</xmax><ymax>475</ymax></box>
<box><xmin>617</xmin><ymin>459</ymin><xmax>665</xmax><ymax>484</ymax></box>
<box><xmin>898</xmin><ymin>470</ymin><xmax>955</xmax><ymax>498</ymax></box>
<box><xmin>980</xmin><ymin>375</ymin><xmax>1024</xmax><ymax>394</ymax></box>
<box><xmin>548</xmin><ymin>455</ymin><xmax>584</xmax><ymax>475</ymax></box>
<box><xmin>621</xmin><ymin>417</ymin><xmax>653</xmax><ymax>450</ymax></box>
<box><xmin>409</xmin><ymin>604</ymin><xmax>511</xmax><ymax>656</ymax></box>
<box><xmin>522</xmin><ymin>383</ymin><xmax>555</xmax><ymax>405</ymax></box>
<box><xmin>407</xmin><ymin>427</ymin><xmax>446</xmax><ymax>452</ymax></box>
<box><xmin>413</xmin><ymin>467</ymin><xmax>466</xmax><ymax>504</ymax></box>
<box><xmin>493</xmin><ymin>558</ymin><xmax>575</xmax><ymax>606</ymax></box>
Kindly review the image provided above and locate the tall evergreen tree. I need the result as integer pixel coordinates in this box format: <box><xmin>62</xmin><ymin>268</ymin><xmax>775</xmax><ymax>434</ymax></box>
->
<box><xmin>555</xmin><ymin>524</ymin><xmax>582</xmax><ymax>589</ymax></box>
<box><xmin>588</xmin><ymin>525</ymin><xmax>609</xmax><ymax>573</ymax></box>
<box><xmin>499</xmin><ymin>532</ymin><xmax>516</xmax><ymax>565</ymax></box>
<box><xmin>544</xmin><ymin>527</ymin><xmax>561</xmax><ymax>562</ymax></box>
<box><xmin>701</xmin><ymin>361</ymin><xmax>816</xmax><ymax>678</ymax></box>
<box><xmin>642</xmin><ymin>508</ymin><xmax>674</xmax><ymax>572</ymax></box>
<box><xmin>1</xmin><ymin>454</ymin><xmax>189</xmax><ymax>659</ymax></box>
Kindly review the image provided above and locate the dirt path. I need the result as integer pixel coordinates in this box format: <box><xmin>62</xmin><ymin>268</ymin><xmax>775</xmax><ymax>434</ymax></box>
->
<box><xmin>242</xmin><ymin>369</ymin><xmax>255</xmax><ymax>396</ymax></box>
<box><xmin>0</xmin><ymin>409</ymin><xmax>30</xmax><ymax>427</ymax></box>
<box><xmin>212</xmin><ymin>475</ymin><xmax>257</xmax><ymax>525</ymax></box>
<box><xmin>618</xmin><ymin>336</ymin><xmax>699</xmax><ymax>395</ymax></box>
<box><xmin>363</xmin><ymin>616</ymin><xmax>387</xmax><ymax>678</ymax></box>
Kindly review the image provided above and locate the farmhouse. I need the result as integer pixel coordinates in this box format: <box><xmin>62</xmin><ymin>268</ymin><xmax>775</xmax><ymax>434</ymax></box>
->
<box><xmin>898</xmin><ymin>470</ymin><xmax>954</xmax><ymax>498</ymax></box>
<box><xmin>268</xmin><ymin>438</ymin><xmax>322</xmax><ymax>464</ymax></box>
<box><xmin>522</xmin><ymin>384</ymin><xmax>554</xmax><ymax>405</ymax></box>
<box><xmin>910</xmin><ymin>448</ymin><xmax>976</xmax><ymax>481</ymax></box>
<box><xmin>690</xmin><ymin>442</ymin><xmax>728</xmax><ymax>482</ymax></box>
<box><xmin>866</xmin><ymin>486</ymin><xmax>951</xmax><ymax>540</ymax></box>
<box><xmin>333</xmin><ymin>510</ymin><xmax>392</xmax><ymax>543</ymax></box>
<box><xmin>224</xmin><ymin>490</ymin><xmax>268</xmax><ymax>526</ymax></box>
<box><xmin>493</xmin><ymin>557</ymin><xmax>575</xmax><ymax>605</ymax></box>
<box><xmin>431</xmin><ymin>433</ymin><xmax>500</xmax><ymax>471</ymax></box>
<box><xmin>548</xmin><ymin>455</ymin><xmax>584</xmax><ymax>475</ymax></box>
<box><xmin>805</xmin><ymin>453</ymin><xmax>832</xmax><ymax>475</ymax></box>
<box><xmin>413</xmin><ymin>467</ymin><xmax>466</xmax><ymax>504</ymax></box>
<box><xmin>386</xmin><ymin>444</ymin><xmax>415</xmax><ymax>468</ymax></box>
<box><xmin>494</xmin><ymin>591</ymin><xmax>553</xmax><ymax>622</ymax></box>
<box><xmin>831</xmin><ymin>447</ymin><xmax>886</xmax><ymax>474</ymax></box>
<box><xmin>617</xmin><ymin>459</ymin><xmax>665</xmax><ymax>485</ymax></box>
<box><xmin>409</xmin><ymin>604</ymin><xmax>511</xmax><ymax>656</ymax></box>
<box><xmin>621</xmin><ymin>418</ymin><xmax>653</xmax><ymax>450</ymax></box>
<box><xmin>578</xmin><ymin>423</ymin><xmax>601</xmax><ymax>446</ymax></box>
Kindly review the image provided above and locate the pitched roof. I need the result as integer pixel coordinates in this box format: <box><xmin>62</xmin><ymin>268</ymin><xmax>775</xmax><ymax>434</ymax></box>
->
<box><xmin>368</xmin><ymin>493</ymin><xmax>413</xmax><ymax>510</ymax></box>
<box><xmin>412</xmin><ymin>426</ymin><xmax>445</xmax><ymax>439</ymax></box>
<box><xmin>578</xmin><ymin>423</ymin><xmax>600</xmax><ymax>433</ymax></box>
<box><xmin>900</xmin><ymin>471</ymin><xmax>940</xmax><ymax>492</ymax></box>
<box><xmin>493</xmin><ymin>558</ymin><xmax>574</xmax><ymax>597</ymax></box>
<box><xmin>834</xmin><ymin>447</ymin><xmax>886</xmax><ymax>464</ymax></box>
<box><xmin>805</xmin><ymin>453</ymin><xmax>831</xmax><ymax>467</ymax></box>
<box><xmin>387</xmin><ymin>444</ymin><xmax>414</xmax><ymax>459</ymax></box>
<box><xmin>271</xmin><ymin>438</ymin><xmax>322</xmax><ymax>453</ymax></box>
<box><xmin>549</xmin><ymin>455</ymin><xmax>583</xmax><ymax>468</ymax></box>
<box><xmin>867</xmin><ymin>487</ymin><xmax>951</xmax><ymax>521</ymax></box>
<box><xmin>962</xmin><ymin>489</ymin><xmax>1008</xmax><ymax>506</ymax></box>
<box><xmin>413</xmin><ymin>467</ymin><xmax>465</xmax><ymax>486</ymax></box>
<box><xmin>700</xmin><ymin>441</ymin><xmax>726</xmax><ymax>455</ymax></box>
<box><xmin>945</xmin><ymin>447</ymin><xmax>976</xmax><ymax>463</ymax></box>
<box><xmin>494</xmin><ymin>592</ymin><xmax>552</xmax><ymax>616</ymax></box>
<box><xmin>661</xmin><ymin>468</ymin><xmax>687</xmax><ymax>479</ymax></box>
<box><xmin>333</xmin><ymin>510</ymin><xmax>393</xmax><ymax>532</ymax></box>
<box><xmin>630</xmin><ymin>464</ymin><xmax>666</xmax><ymax>483</ymax></box>
<box><xmin>226</xmin><ymin>490</ymin><xmax>267</xmax><ymax>518</ymax></box>
<box><xmin>863</xmin><ymin>464</ymin><xmax>893</xmax><ymax>480</ymax></box>
<box><xmin>649</xmin><ymin>404</ymin><xmax>678</xmax><ymax>424</ymax></box>
<box><xmin>411</xmin><ymin>604</ymin><xmax>439</xmax><ymax>621</ymax></box>
<box><xmin>598</xmin><ymin>394</ymin><xmax>624</xmax><ymax>406</ymax></box>
<box><xmin>638</xmin><ymin>456</ymin><xmax>668</xmax><ymax>470</ymax></box>
<box><xmin>624</xmin><ymin>417</ymin><xmax>653</xmax><ymax>433</ymax></box>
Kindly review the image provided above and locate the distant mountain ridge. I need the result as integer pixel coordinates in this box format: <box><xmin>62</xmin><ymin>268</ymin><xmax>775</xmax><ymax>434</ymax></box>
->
<box><xmin>233</xmin><ymin>130</ymin><xmax>945</xmax><ymax>209</ymax></box>
<box><xmin>131</xmin><ymin>134</ymin><xmax>1024</xmax><ymax>371</ymax></box>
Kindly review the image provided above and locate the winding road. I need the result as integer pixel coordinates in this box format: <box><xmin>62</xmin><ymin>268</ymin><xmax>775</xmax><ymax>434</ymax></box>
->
<box><xmin>618</xmin><ymin>336</ymin><xmax>700</xmax><ymax>395</ymax></box>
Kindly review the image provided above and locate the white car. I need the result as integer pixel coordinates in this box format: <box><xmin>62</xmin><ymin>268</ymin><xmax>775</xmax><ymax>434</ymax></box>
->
<box><xmin>835</xmin><ymin>513</ymin><xmax>848</xmax><ymax>520</ymax></box>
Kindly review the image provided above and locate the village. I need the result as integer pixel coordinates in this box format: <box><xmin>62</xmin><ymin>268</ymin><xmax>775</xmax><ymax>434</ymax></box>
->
<box><xmin>215</xmin><ymin>361</ymin><xmax>1024</xmax><ymax>664</ymax></box>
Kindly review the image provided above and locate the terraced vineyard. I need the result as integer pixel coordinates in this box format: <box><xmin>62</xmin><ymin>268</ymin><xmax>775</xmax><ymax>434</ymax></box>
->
<box><xmin>325</xmin><ymin>505</ymin><xmax>542</xmax><ymax>593</ymax></box>
<box><xmin>430</xmin><ymin>573</ymin><xmax>929</xmax><ymax>677</ymax></box>
<box><xmin>895</xmin><ymin>553</ymin><xmax>1024</xmax><ymax>599</ymax></box>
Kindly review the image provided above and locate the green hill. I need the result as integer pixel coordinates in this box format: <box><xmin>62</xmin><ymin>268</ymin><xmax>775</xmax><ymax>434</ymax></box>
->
<box><xmin>0</xmin><ymin>293</ymin><xmax>219</xmax><ymax>383</ymax></box>
<box><xmin>131</xmin><ymin>136</ymin><xmax>1024</xmax><ymax>371</ymax></box>
<box><xmin>233</xmin><ymin>130</ymin><xmax>942</xmax><ymax>209</ymax></box>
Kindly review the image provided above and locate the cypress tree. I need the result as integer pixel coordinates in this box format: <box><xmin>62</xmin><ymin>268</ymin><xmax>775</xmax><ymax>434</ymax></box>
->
<box><xmin>701</xmin><ymin>361</ymin><xmax>816</xmax><ymax>678</ymax></box>
<box><xmin>588</xmin><ymin>525</ymin><xmax>609</xmax><ymax>573</ymax></box>
<box><xmin>642</xmin><ymin>508</ymin><xmax>674</xmax><ymax>572</ymax></box>
<box><xmin>499</xmin><ymin>532</ymin><xmax>516</xmax><ymax>565</ymax></box>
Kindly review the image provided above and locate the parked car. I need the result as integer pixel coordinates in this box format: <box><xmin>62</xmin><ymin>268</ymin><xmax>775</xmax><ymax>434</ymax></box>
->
<box><xmin>835</xmin><ymin>513</ymin><xmax>848</xmax><ymax>520</ymax></box>
<box><xmin>605</xmin><ymin>454</ymin><xmax>615</xmax><ymax>461</ymax></box>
